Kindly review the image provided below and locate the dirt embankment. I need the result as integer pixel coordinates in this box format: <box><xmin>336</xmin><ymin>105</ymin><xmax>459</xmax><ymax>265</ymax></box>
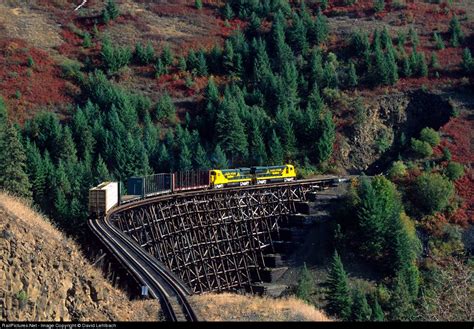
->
<box><xmin>0</xmin><ymin>192</ymin><xmax>160</xmax><ymax>321</ymax></box>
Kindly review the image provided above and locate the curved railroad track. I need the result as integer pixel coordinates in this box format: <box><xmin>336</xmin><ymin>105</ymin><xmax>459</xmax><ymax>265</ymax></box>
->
<box><xmin>89</xmin><ymin>213</ymin><xmax>199</xmax><ymax>321</ymax></box>
<box><xmin>88</xmin><ymin>176</ymin><xmax>348</xmax><ymax>321</ymax></box>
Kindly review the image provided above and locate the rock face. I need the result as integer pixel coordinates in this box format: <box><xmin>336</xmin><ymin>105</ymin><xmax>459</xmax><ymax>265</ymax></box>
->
<box><xmin>0</xmin><ymin>193</ymin><xmax>160</xmax><ymax>321</ymax></box>
<box><xmin>336</xmin><ymin>90</ymin><xmax>452</xmax><ymax>173</ymax></box>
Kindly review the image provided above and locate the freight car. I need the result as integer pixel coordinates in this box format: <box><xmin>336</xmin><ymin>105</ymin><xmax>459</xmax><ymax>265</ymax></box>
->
<box><xmin>89</xmin><ymin>165</ymin><xmax>298</xmax><ymax>215</ymax></box>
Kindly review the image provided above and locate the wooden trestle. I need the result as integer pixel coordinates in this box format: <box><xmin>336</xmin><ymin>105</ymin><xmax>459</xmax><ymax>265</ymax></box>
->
<box><xmin>108</xmin><ymin>180</ymin><xmax>333</xmax><ymax>293</ymax></box>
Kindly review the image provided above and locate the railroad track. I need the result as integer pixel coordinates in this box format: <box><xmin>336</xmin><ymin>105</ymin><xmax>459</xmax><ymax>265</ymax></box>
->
<box><xmin>88</xmin><ymin>176</ymin><xmax>349</xmax><ymax>321</ymax></box>
<box><xmin>88</xmin><ymin>215</ymin><xmax>199</xmax><ymax>322</ymax></box>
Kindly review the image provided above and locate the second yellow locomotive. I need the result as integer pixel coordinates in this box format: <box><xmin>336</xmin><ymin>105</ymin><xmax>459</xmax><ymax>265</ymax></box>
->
<box><xmin>210</xmin><ymin>164</ymin><xmax>296</xmax><ymax>189</ymax></box>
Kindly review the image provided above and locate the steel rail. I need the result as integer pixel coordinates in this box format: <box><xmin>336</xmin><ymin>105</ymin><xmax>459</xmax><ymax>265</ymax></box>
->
<box><xmin>89</xmin><ymin>215</ymin><xmax>198</xmax><ymax>321</ymax></box>
<box><xmin>89</xmin><ymin>176</ymin><xmax>344</xmax><ymax>321</ymax></box>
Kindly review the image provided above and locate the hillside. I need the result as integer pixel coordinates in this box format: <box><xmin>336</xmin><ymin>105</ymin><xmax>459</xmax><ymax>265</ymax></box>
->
<box><xmin>0</xmin><ymin>192</ymin><xmax>160</xmax><ymax>321</ymax></box>
<box><xmin>0</xmin><ymin>192</ymin><xmax>332</xmax><ymax>321</ymax></box>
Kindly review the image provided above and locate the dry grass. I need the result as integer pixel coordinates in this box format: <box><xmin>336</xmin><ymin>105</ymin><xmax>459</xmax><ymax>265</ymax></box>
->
<box><xmin>0</xmin><ymin>3</ymin><xmax>63</xmax><ymax>50</ymax></box>
<box><xmin>191</xmin><ymin>292</ymin><xmax>331</xmax><ymax>321</ymax></box>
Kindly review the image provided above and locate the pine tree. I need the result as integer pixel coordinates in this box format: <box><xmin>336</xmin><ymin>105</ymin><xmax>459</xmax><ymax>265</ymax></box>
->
<box><xmin>402</xmin><ymin>55</ymin><xmax>412</xmax><ymax>77</ymax></box>
<box><xmin>433</xmin><ymin>32</ymin><xmax>445</xmax><ymax>50</ymax></box>
<box><xmin>177</xmin><ymin>56</ymin><xmax>187</xmax><ymax>71</ymax></box>
<box><xmin>348</xmin><ymin>61</ymin><xmax>358</xmax><ymax>88</ymax></box>
<box><xmin>388</xmin><ymin>271</ymin><xmax>416</xmax><ymax>320</ymax></box>
<box><xmin>248</xmin><ymin>118</ymin><xmax>267</xmax><ymax>165</ymax></box>
<box><xmin>59</xmin><ymin>126</ymin><xmax>78</xmax><ymax>164</ymax></box>
<box><xmin>326</xmin><ymin>250</ymin><xmax>352</xmax><ymax>320</ymax></box>
<box><xmin>155</xmin><ymin>93</ymin><xmax>176</xmax><ymax>123</ymax></box>
<box><xmin>351</xmin><ymin>289</ymin><xmax>372</xmax><ymax>321</ymax></box>
<box><xmin>211</xmin><ymin>144</ymin><xmax>228</xmax><ymax>168</ymax></box>
<box><xmin>195</xmin><ymin>0</ymin><xmax>202</xmax><ymax>10</ymax></box>
<box><xmin>95</xmin><ymin>155</ymin><xmax>110</xmax><ymax>183</ymax></box>
<box><xmin>193</xmin><ymin>143</ymin><xmax>210</xmax><ymax>169</ymax></box>
<box><xmin>269</xmin><ymin>130</ymin><xmax>284</xmax><ymax>165</ymax></box>
<box><xmin>223</xmin><ymin>2</ymin><xmax>234</xmax><ymax>20</ymax></box>
<box><xmin>288</xmin><ymin>12</ymin><xmax>308</xmax><ymax>55</ymax></box>
<box><xmin>215</xmin><ymin>96</ymin><xmax>248</xmax><ymax>163</ymax></box>
<box><xmin>0</xmin><ymin>124</ymin><xmax>32</xmax><ymax>198</ymax></box>
<box><xmin>313</xmin><ymin>10</ymin><xmax>329</xmax><ymax>45</ymax></box>
<box><xmin>356</xmin><ymin>178</ymin><xmax>386</xmax><ymax>259</ymax></box>
<box><xmin>296</xmin><ymin>263</ymin><xmax>313</xmax><ymax>303</ymax></box>
<box><xmin>449</xmin><ymin>15</ymin><xmax>463</xmax><ymax>47</ymax></box>
<box><xmin>161</xmin><ymin>44</ymin><xmax>173</xmax><ymax>67</ymax></box>
<box><xmin>275</xmin><ymin>106</ymin><xmax>296</xmax><ymax>159</ymax></box>
<box><xmin>315</xmin><ymin>111</ymin><xmax>335</xmax><ymax>164</ymax></box>
<box><xmin>371</xmin><ymin>296</ymin><xmax>384</xmax><ymax>321</ymax></box>
<box><xmin>309</xmin><ymin>49</ymin><xmax>324</xmax><ymax>89</ymax></box>
<box><xmin>373</xmin><ymin>0</ymin><xmax>385</xmax><ymax>13</ymax></box>
<box><xmin>409</xmin><ymin>26</ymin><xmax>419</xmax><ymax>48</ymax></box>
<box><xmin>196</xmin><ymin>50</ymin><xmax>208</xmax><ymax>76</ymax></box>
<box><xmin>461</xmin><ymin>48</ymin><xmax>473</xmax><ymax>74</ymax></box>
<box><xmin>102</xmin><ymin>0</ymin><xmax>119</xmax><ymax>23</ymax></box>
<box><xmin>178</xmin><ymin>144</ymin><xmax>193</xmax><ymax>171</ymax></box>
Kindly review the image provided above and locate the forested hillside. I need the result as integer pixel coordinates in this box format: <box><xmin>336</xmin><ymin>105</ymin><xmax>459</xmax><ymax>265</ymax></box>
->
<box><xmin>0</xmin><ymin>0</ymin><xmax>472</xmax><ymax>321</ymax></box>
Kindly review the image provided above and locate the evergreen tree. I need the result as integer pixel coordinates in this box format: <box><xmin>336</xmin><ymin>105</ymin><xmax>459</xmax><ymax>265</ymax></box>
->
<box><xmin>355</xmin><ymin>178</ymin><xmax>386</xmax><ymax>259</ymax></box>
<box><xmin>402</xmin><ymin>55</ymin><xmax>412</xmax><ymax>77</ymax></box>
<box><xmin>275</xmin><ymin>106</ymin><xmax>296</xmax><ymax>159</ymax></box>
<box><xmin>309</xmin><ymin>49</ymin><xmax>324</xmax><ymax>89</ymax></box>
<box><xmin>196</xmin><ymin>50</ymin><xmax>208</xmax><ymax>76</ymax></box>
<box><xmin>388</xmin><ymin>271</ymin><xmax>416</xmax><ymax>320</ymax></box>
<box><xmin>211</xmin><ymin>144</ymin><xmax>228</xmax><ymax>168</ymax></box>
<box><xmin>431</xmin><ymin>52</ymin><xmax>441</xmax><ymax>72</ymax></box>
<box><xmin>288</xmin><ymin>12</ymin><xmax>308</xmax><ymax>55</ymax></box>
<box><xmin>0</xmin><ymin>124</ymin><xmax>32</xmax><ymax>198</ymax></box>
<box><xmin>95</xmin><ymin>155</ymin><xmax>110</xmax><ymax>183</ymax></box>
<box><xmin>193</xmin><ymin>143</ymin><xmax>211</xmax><ymax>169</ymax></box>
<box><xmin>371</xmin><ymin>296</ymin><xmax>384</xmax><ymax>321</ymax></box>
<box><xmin>269</xmin><ymin>130</ymin><xmax>284</xmax><ymax>165</ymax></box>
<box><xmin>215</xmin><ymin>96</ymin><xmax>248</xmax><ymax>163</ymax></box>
<box><xmin>409</xmin><ymin>26</ymin><xmax>419</xmax><ymax>48</ymax></box>
<box><xmin>348</xmin><ymin>61</ymin><xmax>358</xmax><ymax>88</ymax></box>
<box><xmin>296</xmin><ymin>263</ymin><xmax>313</xmax><ymax>303</ymax></box>
<box><xmin>25</xmin><ymin>141</ymin><xmax>46</xmax><ymax>205</ymax></box>
<box><xmin>177</xmin><ymin>56</ymin><xmax>187</xmax><ymax>71</ymax></box>
<box><xmin>449</xmin><ymin>15</ymin><xmax>463</xmax><ymax>47</ymax></box>
<box><xmin>315</xmin><ymin>111</ymin><xmax>335</xmax><ymax>164</ymax></box>
<box><xmin>351</xmin><ymin>289</ymin><xmax>372</xmax><ymax>321</ymax></box>
<box><xmin>223</xmin><ymin>2</ymin><xmax>234</xmax><ymax>20</ymax></box>
<box><xmin>248</xmin><ymin>118</ymin><xmax>267</xmax><ymax>165</ymax></box>
<box><xmin>433</xmin><ymin>32</ymin><xmax>445</xmax><ymax>50</ymax></box>
<box><xmin>161</xmin><ymin>44</ymin><xmax>173</xmax><ymax>67</ymax></box>
<box><xmin>326</xmin><ymin>250</ymin><xmax>352</xmax><ymax>320</ymax></box>
<box><xmin>373</xmin><ymin>0</ymin><xmax>385</xmax><ymax>13</ymax></box>
<box><xmin>195</xmin><ymin>0</ymin><xmax>202</xmax><ymax>10</ymax></box>
<box><xmin>155</xmin><ymin>93</ymin><xmax>176</xmax><ymax>123</ymax></box>
<box><xmin>103</xmin><ymin>0</ymin><xmax>119</xmax><ymax>23</ymax></box>
<box><xmin>178</xmin><ymin>144</ymin><xmax>193</xmax><ymax>171</ymax></box>
<box><xmin>59</xmin><ymin>126</ymin><xmax>78</xmax><ymax>164</ymax></box>
<box><xmin>461</xmin><ymin>48</ymin><xmax>473</xmax><ymax>74</ymax></box>
<box><xmin>313</xmin><ymin>10</ymin><xmax>329</xmax><ymax>45</ymax></box>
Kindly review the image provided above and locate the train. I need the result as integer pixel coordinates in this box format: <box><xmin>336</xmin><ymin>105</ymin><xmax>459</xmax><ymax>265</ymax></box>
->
<box><xmin>89</xmin><ymin>164</ymin><xmax>298</xmax><ymax>216</ymax></box>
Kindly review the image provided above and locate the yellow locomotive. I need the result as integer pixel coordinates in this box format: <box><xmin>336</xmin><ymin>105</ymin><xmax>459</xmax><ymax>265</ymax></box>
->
<box><xmin>210</xmin><ymin>164</ymin><xmax>296</xmax><ymax>189</ymax></box>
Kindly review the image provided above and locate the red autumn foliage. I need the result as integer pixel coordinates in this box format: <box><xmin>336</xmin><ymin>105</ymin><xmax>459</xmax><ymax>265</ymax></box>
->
<box><xmin>0</xmin><ymin>38</ymin><xmax>72</xmax><ymax>124</ymax></box>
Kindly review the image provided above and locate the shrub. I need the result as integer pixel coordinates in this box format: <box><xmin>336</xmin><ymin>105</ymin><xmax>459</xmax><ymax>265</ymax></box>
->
<box><xmin>411</xmin><ymin>138</ymin><xmax>433</xmax><ymax>158</ymax></box>
<box><xmin>27</xmin><ymin>56</ymin><xmax>35</xmax><ymax>68</ymax></box>
<box><xmin>445</xmin><ymin>162</ymin><xmax>464</xmax><ymax>181</ymax></box>
<box><xmin>195</xmin><ymin>0</ymin><xmax>202</xmax><ymax>10</ymax></box>
<box><xmin>388</xmin><ymin>161</ymin><xmax>407</xmax><ymax>179</ymax></box>
<box><xmin>419</xmin><ymin>127</ymin><xmax>440</xmax><ymax>147</ymax></box>
<box><xmin>373</xmin><ymin>0</ymin><xmax>385</xmax><ymax>13</ymax></box>
<box><xmin>83</xmin><ymin>32</ymin><xmax>92</xmax><ymax>48</ymax></box>
<box><xmin>415</xmin><ymin>173</ymin><xmax>455</xmax><ymax>215</ymax></box>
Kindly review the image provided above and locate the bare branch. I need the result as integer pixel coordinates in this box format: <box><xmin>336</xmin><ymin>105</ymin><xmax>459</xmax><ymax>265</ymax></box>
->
<box><xmin>74</xmin><ymin>0</ymin><xmax>87</xmax><ymax>11</ymax></box>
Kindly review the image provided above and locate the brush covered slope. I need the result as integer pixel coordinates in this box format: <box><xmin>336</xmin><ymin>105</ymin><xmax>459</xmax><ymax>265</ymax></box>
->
<box><xmin>0</xmin><ymin>193</ymin><xmax>160</xmax><ymax>321</ymax></box>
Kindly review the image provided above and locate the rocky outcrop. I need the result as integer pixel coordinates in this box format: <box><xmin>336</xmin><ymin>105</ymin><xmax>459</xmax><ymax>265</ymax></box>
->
<box><xmin>0</xmin><ymin>193</ymin><xmax>160</xmax><ymax>321</ymax></box>
<box><xmin>336</xmin><ymin>90</ymin><xmax>452</xmax><ymax>173</ymax></box>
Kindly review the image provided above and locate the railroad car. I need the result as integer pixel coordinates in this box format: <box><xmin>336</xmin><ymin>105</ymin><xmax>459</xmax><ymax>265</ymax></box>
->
<box><xmin>209</xmin><ymin>168</ymin><xmax>253</xmax><ymax>189</ymax></box>
<box><xmin>251</xmin><ymin>164</ymin><xmax>296</xmax><ymax>184</ymax></box>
